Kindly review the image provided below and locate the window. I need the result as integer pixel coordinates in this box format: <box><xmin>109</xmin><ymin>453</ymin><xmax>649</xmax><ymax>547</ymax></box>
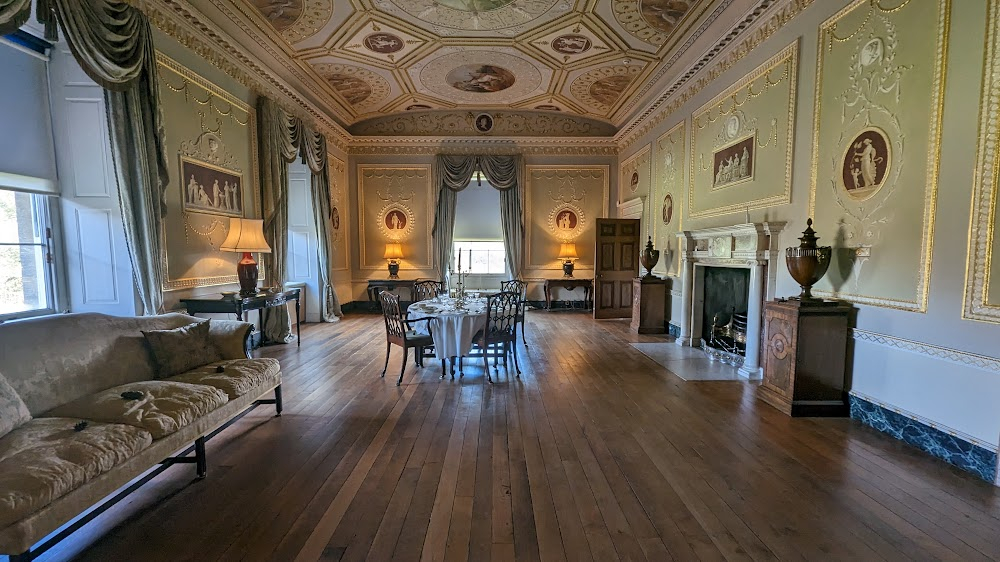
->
<box><xmin>453</xmin><ymin>240</ymin><xmax>507</xmax><ymax>275</ymax></box>
<box><xmin>0</xmin><ymin>189</ymin><xmax>56</xmax><ymax>320</ymax></box>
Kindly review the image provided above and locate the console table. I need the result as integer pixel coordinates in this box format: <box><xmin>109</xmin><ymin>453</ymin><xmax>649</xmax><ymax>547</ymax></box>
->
<box><xmin>180</xmin><ymin>288</ymin><xmax>301</xmax><ymax>347</ymax></box>
<box><xmin>544</xmin><ymin>278</ymin><xmax>594</xmax><ymax>310</ymax></box>
<box><xmin>367</xmin><ymin>279</ymin><xmax>416</xmax><ymax>311</ymax></box>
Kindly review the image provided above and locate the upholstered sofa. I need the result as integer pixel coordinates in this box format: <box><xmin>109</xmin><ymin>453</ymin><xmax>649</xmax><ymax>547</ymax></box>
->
<box><xmin>0</xmin><ymin>312</ymin><xmax>282</xmax><ymax>560</ymax></box>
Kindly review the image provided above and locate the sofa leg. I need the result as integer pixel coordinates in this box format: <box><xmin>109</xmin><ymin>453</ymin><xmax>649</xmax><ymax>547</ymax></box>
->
<box><xmin>195</xmin><ymin>437</ymin><xmax>207</xmax><ymax>479</ymax></box>
<box><xmin>274</xmin><ymin>385</ymin><xmax>283</xmax><ymax>417</ymax></box>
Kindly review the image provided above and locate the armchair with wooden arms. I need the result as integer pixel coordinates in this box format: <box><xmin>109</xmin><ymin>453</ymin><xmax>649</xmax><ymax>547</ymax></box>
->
<box><xmin>379</xmin><ymin>292</ymin><xmax>442</xmax><ymax>385</ymax></box>
<box><xmin>500</xmin><ymin>279</ymin><xmax>528</xmax><ymax>346</ymax></box>
<box><xmin>472</xmin><ymin>290</ymin><xmax>522</xmax><ymax>383</ymax></box>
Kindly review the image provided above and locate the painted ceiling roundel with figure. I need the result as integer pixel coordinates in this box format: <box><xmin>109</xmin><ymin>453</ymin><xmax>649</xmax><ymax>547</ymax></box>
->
<box><xmin>217</xmin><ymin>0</ymin><xmax>775</xmax><ymax>131</ymax></box>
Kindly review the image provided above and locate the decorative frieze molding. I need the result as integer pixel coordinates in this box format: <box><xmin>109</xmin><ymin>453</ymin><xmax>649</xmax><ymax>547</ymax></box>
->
<box><xmin>349</xmin><ymin>110</ymin><xmax>617</xmax><ymax>138</ymax></box>
<box><xmin>347</xmin><ymin>137</ymin><xmax>619</xmax><ymax>156</ymax></box>
<box><xmin>851</xmin><ymin>328</ymin><xmax>1000</xmax><ymax>375</ymax></box>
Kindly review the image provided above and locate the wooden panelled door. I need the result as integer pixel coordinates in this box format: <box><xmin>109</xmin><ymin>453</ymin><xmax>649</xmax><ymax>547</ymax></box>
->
<box><xmin>594</xmin><ymin>219</ymin><xmax>640</xmax><ymax>319</ymax></box>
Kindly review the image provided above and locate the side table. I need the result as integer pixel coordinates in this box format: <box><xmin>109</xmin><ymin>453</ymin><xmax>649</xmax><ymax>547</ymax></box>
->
<box><xmin>367</xmin><ymin>279</ymin><xmax>417</xmax><ymax>311</ymax></box>
<box><xmin>544</xmin><ymin>278</ymin><xmax>594</xmax><ymax>310</ymax></box>
<box><xmin>180</xmin><ymin>288</ymin><xmax>301</xmax><ymax>348</ymax></box>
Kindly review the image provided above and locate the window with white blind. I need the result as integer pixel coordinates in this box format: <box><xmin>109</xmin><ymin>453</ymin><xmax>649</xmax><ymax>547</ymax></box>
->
<box><xmin>452</xmin><ymin>177</ymin><xmax>506</xmax><ymax>276</ymax></box>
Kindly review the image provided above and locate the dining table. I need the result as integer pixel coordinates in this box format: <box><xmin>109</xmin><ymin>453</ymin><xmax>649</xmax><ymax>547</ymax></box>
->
<box><xmin>407</xmin><ymin>295</ymin><xmax>489</xmax><ymax>374</ymax></box>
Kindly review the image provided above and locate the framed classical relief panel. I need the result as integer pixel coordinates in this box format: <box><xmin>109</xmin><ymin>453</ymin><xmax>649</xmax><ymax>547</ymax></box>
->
<box><xmin>329</xmin><ymin>155</ymin><xmax>349</xmax><ymax>272</ymax></box>
<box><xmin>689</xmin><ymin>41</ymin><xmax>797</xmax><ymax>218</ymax></box>
<box><xmin>619</xmin><ymin>143</ymin><xmax>651</xmax><ymax>203</ymax></box>
<box><xmin>653</xmin><ymin>121</ymin><xmax>685</xmax><ymax>277</ymax></box>
<box><xmin>156</xmin><ymin>53</ymin><xmax>260</xmax><ymax>291</ymax></box>
<box><xmin>964</xmin><ymin>0</ymin><xmax>1000</xmax><ymax>323</ymax></box>
<box><xmin>809</xmin><ymin>0</ymin><xmax>949</xmax><ymax>312</ymax></box>
<box><xmin>525</xmin><ymin>166</ymin><xmax>609</xmax><ymax>271</ymax></box>
<box><xmin>357</xmin><ymin>165</ymin><xmax>434</xmax><ymax>271</ymax></box>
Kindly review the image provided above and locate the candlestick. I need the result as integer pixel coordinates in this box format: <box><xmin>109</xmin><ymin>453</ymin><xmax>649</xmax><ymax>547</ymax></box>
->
<box><xmin>457</xmin><ymin>250</ymin><xmax>461</xmax><ymax>271</ymax></box>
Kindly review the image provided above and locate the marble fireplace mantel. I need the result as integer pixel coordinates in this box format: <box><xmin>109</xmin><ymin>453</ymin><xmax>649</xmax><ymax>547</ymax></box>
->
<box><xmin>675</xmin><ymin>222</ymin><xmax>786</xmax><ymax>379</ymax></box>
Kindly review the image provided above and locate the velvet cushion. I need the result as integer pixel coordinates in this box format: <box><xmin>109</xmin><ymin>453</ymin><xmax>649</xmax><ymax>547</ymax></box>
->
<box><xmin>168</xmin><ymin>358</ymin><xmax>280</xmax><ymax>399</ymax></box>
<box><xmin>46</xmin><ymin>381</ymin><xmax>229</xmax><ymax>440</ymax></box>
<box><xmin>0</xmin><ymin>371</ymin><xmax>31</xmax><ymax>440</ymax></box>
<box><xmin>142</xmin><ymin>320</ymin><xmax>222</xmax><ymax>378</ymax></box>
<box><xmin>0</xmin><ymin>418</ymin><xmax>152</xmax><ymax>529</ymax></box>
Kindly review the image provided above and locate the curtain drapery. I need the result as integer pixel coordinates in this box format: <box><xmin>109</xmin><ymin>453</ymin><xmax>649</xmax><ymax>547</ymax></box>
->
<box><xmin>258</xmin><ymin>98</ymin><xmax>343</xmax><ymax>339</ymax></box>
<box><xmin>302</xmin><ymin>127</ymin><xmax>343</xmax><ymax>321</ymax></box>
<box><xmin>0</xmin><ymin>0</ymin><xmax>30</xmax><ymax>36</ymax></box>
<box><xmin>39</xmin><ymin>0</ymin><xmax>169</xmax><ymax>315</ymax></box>
<box><xmin>431</xmin><ymin>154</ymin><xmax>525</xmax><ymax>281</ymax></box>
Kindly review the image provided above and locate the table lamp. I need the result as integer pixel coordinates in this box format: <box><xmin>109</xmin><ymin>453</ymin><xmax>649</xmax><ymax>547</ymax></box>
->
<box><xmin>384</xmin><ymin>242</ymin><xmax>403</xmax><ymax>279</ymax></box>
<box><xmin>558</xmin><ymin>242</ymin><xmax>578</xmax><ymax>277</ymax></box>
<box><xmin>220</xmin><ymin>218</ymin><xmax>271</xmax><ymax>297</ymax></box>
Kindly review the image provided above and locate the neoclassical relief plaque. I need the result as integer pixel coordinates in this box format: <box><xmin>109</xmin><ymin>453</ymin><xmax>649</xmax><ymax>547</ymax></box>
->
<box><xmin>156</xmin><ymin>53</ymin><xmax>259</xmax><ymax>291</ymax></box>
<box><xmin>809</xmin><ymin>0</ymin><xmax>948</xmax><ymax>312</ymax></box>
<box><xmin>964</xmin><ymin>0</ymin><xmax>1000</xmax><ymax>323</ymax></box>
<box><xmin>689</xmin><ymin>42</ymin><xmax>796</xmax><ymax>218</ymax></box>
<box><xmin>654</xmin><ymin>120</ymin><xmax>685</xmax><ymax>276</ymax></box>
<box><xmin>619</xmin><ymin>143</ymin><xmax>651</xmax><ymax>203</ymax></box>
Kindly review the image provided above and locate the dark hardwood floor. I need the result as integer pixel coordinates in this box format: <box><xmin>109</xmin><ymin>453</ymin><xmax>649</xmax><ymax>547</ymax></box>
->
<box><xmin>30</xmin><ymin>312</ymin><xmax>1000</xmax><ymax>561</ymax></box>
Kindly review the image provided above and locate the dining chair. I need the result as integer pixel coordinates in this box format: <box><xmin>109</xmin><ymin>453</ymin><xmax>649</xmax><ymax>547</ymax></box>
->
<box><xmin>472</xmin><ymin>290</ymin><xmax>522</xmax><ymax>383</ymax></box>
<box><xmin>500</xmin><ymin>279</ymin><xmax>528</xmax><ymax>346</ymax></box>
<box><xmin>379</xmin><ymin>292</ymin><xmax>442</xmax><ymax>385</ymax></box>
<box><xmin>413</xmin><ymin>279</ymin><xmax>444</xmax><ymax>303</ymax></box>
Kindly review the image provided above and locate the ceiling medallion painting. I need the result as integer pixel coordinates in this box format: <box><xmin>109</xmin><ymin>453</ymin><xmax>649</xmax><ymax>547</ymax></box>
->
<box><xmin>612</xmin><ymin>0</ymin><xmax>698</xmax><ymax>46</ymax></box>
<box><xmin>571</xmin><ymin>64</ymin><xmax>643</xmax><ymax>113</ymax></box>
<box><xmin>375</xmin><ymin>0</ymin><xmax>562</xmax><ymax>33</ymax></box>
<box><xmin>415</xmin><ymin>49</ymin><xmax>546</xmax><ymax>104</ymax></box>
<box><xmin>448</xmin><ymin>65</ymin><xmax>516</xmax><ymax>93</ymax></box>
<box><xmin>340</xmin><ymin>21</ymin><xmax>425</xmax><ymax>65</ymax></box>
<box><xmin>249</xmin><ymin>0</ymin><xmax>333</xmax><ymax>44</ymax></box>
<box><xmin>531</xmin><ymin>23</ymin><xmax>612</xmax><ymax>65</ymax></box>
<box><xmin>310</xmin><ymin>63</ymin><xmax>390</xmax><ymax>109</ymax></box>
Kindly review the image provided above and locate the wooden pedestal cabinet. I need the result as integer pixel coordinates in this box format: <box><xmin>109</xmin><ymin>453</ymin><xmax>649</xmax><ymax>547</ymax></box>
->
<box><xmin>630</xmin><ymin>277</ymin><xmax>666</xmax><ymax>334</ymax></box>
<box><xmin>757</xmin><ymin>299</ymin><xmax>852</xmax><ymax>416</ymax></box>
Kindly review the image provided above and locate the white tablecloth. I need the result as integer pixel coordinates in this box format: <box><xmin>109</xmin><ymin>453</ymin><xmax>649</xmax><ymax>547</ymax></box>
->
<box><xmin>407</xmin><ymin>297</ymin><xmax>488</xmax><ymax>359</ymax></box>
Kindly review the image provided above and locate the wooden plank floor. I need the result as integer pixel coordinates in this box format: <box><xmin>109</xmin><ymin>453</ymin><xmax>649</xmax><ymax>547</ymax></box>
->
<box><xmin>33</xmin><ymin>311</ymin><xmax>1000</xmax><ymax>561</ymax></box>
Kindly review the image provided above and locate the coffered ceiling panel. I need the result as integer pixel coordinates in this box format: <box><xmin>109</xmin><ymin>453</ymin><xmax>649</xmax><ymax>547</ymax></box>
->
<box><xmin>204</xmin><ymin>0</ymin><xmax>764</xmax><ymax>134</ymax></box>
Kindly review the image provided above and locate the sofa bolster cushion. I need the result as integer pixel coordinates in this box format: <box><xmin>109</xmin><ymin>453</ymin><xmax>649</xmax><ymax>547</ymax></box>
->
<box><xmin>168</xmin><ymin>358</ymin><xmax>280</xmax><ymax>399</ymax></box>
<box><xmin>141</xmin><ymin>320</ymin><xmax>222</xmax><ymax>378</ymax></box>
<box><xmin>207</xmin><ymin>320</ymin><xmax>254</xmax><ymax>360</ymax></box>
<box><xmin>0</xmin><ymin>418</ymin><xmax>152</xmax><ymax>530</ymax></box>
<box><xmin>46</xmin><ymin>381</ymin><xmax>229</xmax><ymax>440</ymax></box>
<box><xmin>0</xmin><ymin>371</ymin><xmax>31</xmax><ymax>440</ymax></box>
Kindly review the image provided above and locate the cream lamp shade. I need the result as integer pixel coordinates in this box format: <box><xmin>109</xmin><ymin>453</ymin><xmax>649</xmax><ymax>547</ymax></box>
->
<box><xmin>383</xmin><ymin>242</ymin><xmax>404</xmax><ymax>260</ymax></box>
<box><xmin>221</xmin><ymin>218</ymin><xmax>271</xmax><ymax>253</ymax></box>
<box><xmin>557</xmin><ymin>243</ymin><xmax>578</xmax><ymax>260</ymax></box>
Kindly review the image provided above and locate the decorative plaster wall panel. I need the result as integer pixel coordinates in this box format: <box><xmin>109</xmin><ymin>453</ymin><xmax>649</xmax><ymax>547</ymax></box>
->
<box><xmin>525</xmin><ymin>166</ymin><xmax>609</xmax><ymax>271</ymax></box>
<box><xmin>653</xmin><ymin>121</ymin><xmax>685</xmax><ymax>276</ymax></box>
<box><xmin>357</xmin><ymin>165</ymin><xmax>434</xmax><ymax>271</ymax></box>
<box><xmin>329</xmin><ymin>155</ymin><xmax>350</xmax><ymax>271</ymax></box>
<box><xmin>619</xmin><ymin>143</ymin><xmax>651</xmax><ymax>204</ymax></box>
<box><xmin>809</xmin><ymin>0</ymin><xmax>949</xmax><ymax>312</ymax></box>
<box><xmin>689</xmin><ymin>41</ymin><xmax>797</xmax><ymax>218</ymax></box>
<box><xmin>964</xmin><ymin>0</ymin><xmax>1000</xmax><ymax>323</ymax></box>
<box><xmin>156</xmin><ymin>53</ymin><xmax>260</xmax><ymax>291</ymax></box>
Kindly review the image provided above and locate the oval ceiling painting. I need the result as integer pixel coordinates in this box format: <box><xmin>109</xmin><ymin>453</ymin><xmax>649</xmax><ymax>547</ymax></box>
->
<box><xmin>435</xmin><ymin>0</ymin><xmax>516</xmax><ymax>11</ymax></box>
<box><xmin>327</xmin><ymin>74</ymin><xmax>373</xmax><ymax>105</ymax></box>
<box><xmin>251</xmin><ymin>0</ymin><xmax>302</xmax><ymax>31</ymax></box>
<box><xmin>640</xmin><ymin>0</ymin><xmax>695</xmax><ymax>34</ymax></box>
<box><xmin>589</xmin><ymin>75</ymin><xmax>633</xmax><ymax>106</ymax></box>
<box><xmin>447</xmin><ymin>65</ymin><xmax>516</xmax><ymax>93</ymax></box>
<box><xmin>364</xmin><ymin>33</ymin><xmax>405</xmax><ymax>54</ymax></box>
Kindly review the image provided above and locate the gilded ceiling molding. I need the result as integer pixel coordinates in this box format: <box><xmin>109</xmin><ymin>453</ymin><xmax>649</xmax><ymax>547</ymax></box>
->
<box><xmin>137</xmin><ymin>0</ymin><xmax>352</xmax><ymax>150</ymax></box>
<box><xmin>616</xmin><ymin>0</ymin><xmax>814</xmax><ymax>150</ymax></box>
<box><xmin>347</xmin><ymin>138</ymin><xmax>619</xmax><ymax>156</ymax></box>
<box><xmin>349</xmin><ymin>110</ymin><xmax>617</xmax><ymax>137</ymax></box>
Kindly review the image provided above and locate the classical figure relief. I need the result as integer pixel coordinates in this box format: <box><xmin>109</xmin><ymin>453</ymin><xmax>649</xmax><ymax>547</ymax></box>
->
<box><xmin>548</xmin><ymin>203</ymin><xmax>586</xmax><ymax>241</ymax></box>
<box><xmin>474</xmin><ymin>113</ymin><xmax>494</xmax><ymax>133</ymax></box>
<box><xmin>662</xmin><ymin>193</ymin><xmax>673</xmax><ymax>225</ymax></box>
<box><xmin>840</xmin><ymin>128</ymin><xmax>891</xmax><ymax>200</ymax></box>
<box><xmin>552</xmin><ymin>34</ymin><xmax>592</xmax><ymax>55</ymax></box>
<box><xmin>630</xmin><ymin>171</ymin><xmax>639</xmax><ymax>192</ymax></box>
<box><xmin>331</xmin><ymin>207</ymin><xmax>341</xmax><ymax>231</ymax></box>
<box><xmin>712</xmin><ymin>135</ymin><xmax>754</xmax><ymax>189</ymax></box>
<box><xmin>327</xmin><ymin>74</ymin><xmax>372</xmax><ymax>105</ymax></box>
<box><xmin>364</xmin><ymin>33</ymin><xmax>404</xmax><ymax>54</ymax></box>
<box><xmin>251</xmin><ymin>0</ymin><xmax>302</xmax><ymax>30</ymax></box>
<box><xmin>377</xmin><ymin>202</ymin><xmax>416</xmax><ymax>241</ymax></box>
<box><xmin>447</xmin><ymin>64</ymin><xmax>516</xmax><ymax>93</ymax></box>
<box><xmin>589</xmin><ymin>75</ymin><xmax>632</xmax><ymax>106</ymax></box>
<box><xmin>640</xmin><ymin>0</ymin><xmax>695</xmax><ymax>34</ymax></box>
<box><xmin>385</xmin><ymin>210</ymin><xmax>406</xmax><ymax>231</ymax></box>
<box><xmin>180</xmin><ymin>157</ymin><xmax>243</xmax><ymax>218</ymax></box>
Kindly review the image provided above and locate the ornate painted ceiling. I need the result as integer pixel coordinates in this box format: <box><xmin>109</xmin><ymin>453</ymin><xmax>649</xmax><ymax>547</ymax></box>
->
<box><xmin>187</xmin><ymin>0</ymin><xmax>769</xmax><ymax>138</ymax></box>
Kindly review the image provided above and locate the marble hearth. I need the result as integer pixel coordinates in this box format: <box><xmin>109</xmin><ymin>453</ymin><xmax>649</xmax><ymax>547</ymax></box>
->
<box><xmin>675</xmin><ymin>222</ymin><xmax>785</xmax><ymax>379</ymax></box>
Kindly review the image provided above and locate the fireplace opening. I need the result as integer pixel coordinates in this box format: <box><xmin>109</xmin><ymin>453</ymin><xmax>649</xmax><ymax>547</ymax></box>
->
<box><xmin>701</xmin><ymin>267</ymin><xmax>750</xmax><ymax>364</ymax></box>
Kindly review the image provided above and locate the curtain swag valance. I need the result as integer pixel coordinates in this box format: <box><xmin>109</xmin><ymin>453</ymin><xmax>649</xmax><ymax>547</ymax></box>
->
<box><xmin>432</xmin><ymin>154</ymin><xmax>522</xmax><ymax>192</ymax></box>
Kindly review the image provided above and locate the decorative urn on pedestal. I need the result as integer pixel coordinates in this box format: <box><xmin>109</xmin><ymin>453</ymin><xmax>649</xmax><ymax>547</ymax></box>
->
<box><xmin>785</xmin><ymin>218</ymin><xmax>831</xmax><ymax>301</ymax></box>
<box><xmin>640</xmin><ymin>236</ymin><xmax>660</xmax><ymax>279</ymax></box>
